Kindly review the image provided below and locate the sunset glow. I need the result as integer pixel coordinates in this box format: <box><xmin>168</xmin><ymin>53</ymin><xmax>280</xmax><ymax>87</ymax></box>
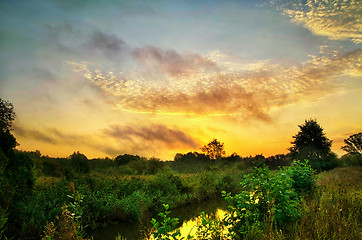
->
<box><xmin>1</xmin><ymin>0</ymin><xmax>361</xmax><ymax>159</ymax></box>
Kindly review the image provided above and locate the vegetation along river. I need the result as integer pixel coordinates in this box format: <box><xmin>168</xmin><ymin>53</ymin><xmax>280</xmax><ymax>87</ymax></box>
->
<box><xmin>91</xmin><ymin>197</ymin><xmax>228</xmax><ymax>240</ymax></box>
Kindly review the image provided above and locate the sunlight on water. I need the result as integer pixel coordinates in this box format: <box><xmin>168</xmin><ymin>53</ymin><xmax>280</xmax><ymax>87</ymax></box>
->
<box><xmin>178</xmin><ymin>209</ymin><xmax>227</xmax><ymax>238</ymax></box>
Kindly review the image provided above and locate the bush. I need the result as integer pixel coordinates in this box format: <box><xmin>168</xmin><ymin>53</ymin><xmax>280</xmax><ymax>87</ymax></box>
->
<box><xmin>42</xmin><ymin>159</ymin><xmax>65</xmax><ymax>177</ymax></box>
<box><xmin>4</xmin><ymin>151</ymin><xmax>36</xmax><ymax>195</ymax></box>
<box><xmin>70</xmin><ymin>152</ymin><xmax>90</xmax><ymax>174</ymax></box>
<box><xmin>114</xmin><ymin>154</ymin><xmax>140</xmax><ymax>166</ymax></box>
<box><xmin>340</xmin><ymin>153</ymin><xmax>362</xmax><ymax>166</ymax></box>
<box><xmin>223</xmin><ymin>166</ymin><xmax>301</xmax><ymax>239</ymax></box>
<box><xmin>287</xmin><ymin>160</ymin><xmax>315</xmax><ymax>193</ymax></box>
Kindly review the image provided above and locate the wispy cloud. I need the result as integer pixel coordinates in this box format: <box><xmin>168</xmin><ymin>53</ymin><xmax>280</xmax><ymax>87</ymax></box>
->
<box><xmin>104</xmin><ymin>124</ymin><xmax>199</xmax><ymax>149</ymax></box>
<box><xmin>45</xmin><ymin>22</ymin><xmax>129</xmax><ymax>61</ymax></box>
<box><xmin>14</xmin><ymin>123</ymin><xmax>198</xmax><ymax>157</ymax></box>
<box><xmin>133</xmin><ymin>46</ymin><xmax>218</xmax><ymax>77</ymax></box>
<box><xmin>14</xmin><ymin>126</ymin><xmax>83</xmax><ymax>145</ymax></box>
<box><xmin>277</xmin><ymin>0</ymin><xmax>362</xmax><ymax>43</ymax></box>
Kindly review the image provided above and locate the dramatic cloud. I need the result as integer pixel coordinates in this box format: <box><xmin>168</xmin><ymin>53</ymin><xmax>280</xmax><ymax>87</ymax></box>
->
<box><xmin>104</xmin><ymin>124</ymin><xmax>199</xmax><ymax>149</ymax></box>
<box><xmin>69</xmin><ymin>48</ymin><xmax>361</xmax><ymax>121</ymax></box>
<box><xmin>133</xmin><ymin>46</ymin><xmax>218</xmax><ymax>77</ymax></box>
<box><xmin>278</xmin><ymin>0</ymin><xmax>362</xmax><ymax>43</ymax></box>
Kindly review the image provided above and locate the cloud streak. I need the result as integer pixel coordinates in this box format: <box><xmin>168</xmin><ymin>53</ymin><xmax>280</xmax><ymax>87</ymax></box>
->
<box><xmin>133</xmin><ymin>46</ymin><xmax>218</xmax><ymax>77</ymax></box>
<box><xmin>104</xmin><ymin>124</ymin><xmax>198</xmax><ymax>149</ymax></box>
<box><xmin>14</xmin><ymin>123</ymin><xmax>198</xmax><ymax>157</ymax></box>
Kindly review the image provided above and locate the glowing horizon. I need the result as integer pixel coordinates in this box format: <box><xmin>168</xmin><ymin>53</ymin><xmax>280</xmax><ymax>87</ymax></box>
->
<box><xmin>1</xmin><ymin>0</ymin><xmax>361</xmax><ymax>159</ymax></box>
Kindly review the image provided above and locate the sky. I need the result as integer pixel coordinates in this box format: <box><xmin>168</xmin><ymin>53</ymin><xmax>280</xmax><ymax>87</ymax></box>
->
<box><xmin>0</xmin><ymin>0</ymin><xmax>361</xmax><ymax>160</ymax></box>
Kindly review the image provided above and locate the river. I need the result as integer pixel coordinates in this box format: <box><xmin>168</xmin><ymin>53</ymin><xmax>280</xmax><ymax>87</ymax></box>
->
<box><xmin>91</xmin><ymin>197</ymin><xmax>228</xmax><ymax>240</ymax></box>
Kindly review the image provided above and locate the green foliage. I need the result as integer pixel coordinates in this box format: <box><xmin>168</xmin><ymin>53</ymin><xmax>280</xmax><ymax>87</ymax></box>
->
<box><xmin>289</xmin><ymin>119</ymin><xmax>337</xmax><ymax>171</ymax></box>
<box><xmin>200</xmin><ymin>139</ymin><xmax>226</xmax><ymax>160</ymax></box>
<box><xmin>290</xmin><ymin>119</ymin><xmax>332</xmax><ymax>152</ymax></box>
<box><xmin>0</xmin><ymin>208</ymin><xmax>7</xmax><ymax>240</ymax></box>
<box><xmin>223</xmin><ymin>166</ymin><xmax>302</xmax><ymax>239</ymax></box>
<box><xmin>151</xmin><ymin>204</ymin><xmax>184</xmax><ymax>240</ymax></box>
<box><xmin>4</xmin><ymin>151</ymin><xmax>36</xmax><ymax>195</ymax></box>
<box><xmin>198</xmin><ymin>170</ymin><xmax>220</xmax><ymax>198</ymax></box>
<box><xmin>196</xmin><ymin>211</ymin><xmax>224</xmax><ymax>240</ymax></box>
<box><xmin>70</xmin><ymin>152</ymin><xmax>90</xmax><ymax>174</ymax></box>
<box><xmin>0</xmin><ymin>130</ymin><xmax>17</xmax><ymax>157</ymax></box>
<box><xmin>340</xmin><ymin>153</ymin><xmax>362</xmax><ymax>166</ymax></box>
<box><xmin>0</xmin><ymin>98</ymin><xmax>15</xmax><ymax>133</ymax></box>
<box><xmin>341</xmin><ymin>132</ymin><xmax>362</xmax><ymax>155</ymax></box>
<box><xmin>41</xmin><ymin>205</ymin><xmax>89</xmax><ymax>240</ymax></box>
<box><xmin>114</xmin><ymin>154</ymin><xmax>140</xmax><ymax>166</ymax></box>
<box><xmin>42</xmin><ymin>159</ymin><xmax>65</xmax><ymax>177</ymax></box>
<box><xmin>287</xmin><ymin>160</ymin><xmax>315</xmax><ymax>193</ymax></box>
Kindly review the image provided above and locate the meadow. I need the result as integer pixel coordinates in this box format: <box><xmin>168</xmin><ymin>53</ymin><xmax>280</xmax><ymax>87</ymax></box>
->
<box><xmin>1</xmin><ymin>149</ymin><xmax>361</xmax><ymax>240</ymax></box>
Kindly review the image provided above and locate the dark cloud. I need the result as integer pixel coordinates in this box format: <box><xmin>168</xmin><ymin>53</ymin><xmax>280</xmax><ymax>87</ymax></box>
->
<box><xmin>133</xmin><ymin>46</ymin><xmax>218</xmax><ymax>77</ymax></box>
<box><xmin>14</xmin><ymin>126</ymin><xmax>57</xmax><ymax>144</ymax></box>
<box><xmin>87</xmin><ymin>31</ymin><xmax>128</xmax><ymax>60</ymax></box>
<box><xmin>14</xmin><ymin>126</ymin><xmax>82</xmax><ymax>145</ymax></box>
<box><xmin>104</xmin><ymin>124</ymin><xmax>199</xmax><ymax>149</ymax></box>
<box><xmin>45</xmin><ymin>23</ymin><xmax>128</xmax><ymax>61</ymax></box>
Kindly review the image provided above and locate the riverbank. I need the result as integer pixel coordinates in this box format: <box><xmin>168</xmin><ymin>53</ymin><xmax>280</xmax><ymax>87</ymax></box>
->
<box><xmin>6</xmin><ymin>169</ymin><xmax>243</xmax><ymax>239</ymax></box>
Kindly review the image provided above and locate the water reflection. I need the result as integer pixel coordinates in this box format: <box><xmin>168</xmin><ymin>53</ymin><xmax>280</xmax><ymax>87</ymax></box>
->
<box><xmin>91</xmin><ymin>198</ymin><xmax>228</xmax><ymax>240</ymax></box>
<box><xmin>178</xmin><ymin>209</ymin><xmax>227</xmax><ymax>238</ymax></box>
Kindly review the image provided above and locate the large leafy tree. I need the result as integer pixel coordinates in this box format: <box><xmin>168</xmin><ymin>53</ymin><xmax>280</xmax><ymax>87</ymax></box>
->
<box><xmin>289</xmin><ymin>119</ymin><xmax>337</xmax><ymax>171</ymax></box>
<box><xmin>0</xmin><ymin>99</ymin><xmax>17</xmax><ymax>155</ymax></box>
<box><xmin>200</xmin><ymin>139</ymin><xmax>226</xmax><ymax>160</ymax></box>
<box><xmin>0</xmin><ymin>99</ymin><xmax>35</xmax><ymax>204</ymax></box>
<box><xmin>341</xmin><ymin>132</ymin><xmax>362</xmax><ymax>155</ymax></box>
<box><xmin>0</xmin><ymin>98</ymin><xmax>15</xmax><ymax>133</ymax></box>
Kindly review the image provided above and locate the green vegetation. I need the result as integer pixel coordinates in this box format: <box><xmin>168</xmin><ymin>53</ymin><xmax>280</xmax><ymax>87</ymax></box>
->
<box><xmin>289</xmin><ymin>119</ymin><xmax>338</xmax><ymax>171</ymax></box>
<box><xmin>1</xmin><ymin>98</ymin><xmax>361</xmax><ymax>239</ymax></box>
<box><xmin>152</xmin><ymin>166</ymin><xmax>361</xmax><ymax>240</ymax></box>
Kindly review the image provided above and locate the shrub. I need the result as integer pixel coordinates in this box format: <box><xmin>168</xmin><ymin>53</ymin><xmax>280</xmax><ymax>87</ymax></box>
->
<box><xmin>3</xmin><ymin>151</ymin><xmax>36</xmax><ymax>195</ymax></box>
<box><xmin>114</xmin><ymin>154</ymin><xmax>140</xmax><ymax>166</ymax></box>
<box><xmin>287</xmin><ymin>160</ymin><xmax>315</xmax><ymax>193</ymax></box>
<box><xmin>223</xmin><ymin>166</ymin><xmax>301</xmax><ymax>239</ymax></box>
<box><xmin>150</xmin><ymin>204</ymin><xmax>183</xmax><ymax>240</ymax></box>
<box><xmin>340</xmin><ymin>153</ymin><xmax>362</xmax><ymax>166</ymax></box>
<box><xmin>70</xmin><ymin>152</ymin><xmax>89</xmax><ymax>174</ymax></box>
<box><xmin>42</xmin><ymin>159</ymin><xmax>65</xmax><ymax>177</ymax></box>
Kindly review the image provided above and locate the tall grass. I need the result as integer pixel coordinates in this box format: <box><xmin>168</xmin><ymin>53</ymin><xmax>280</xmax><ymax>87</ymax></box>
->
<box><xmin>150</xmin><ymin>166</ymin><xmax>361</xmax><ymax>240</ymax></box>
<box><xmin>261</xmin><ymin>166</ymin><xmax>361</xmax><ymax>239</ymax></box>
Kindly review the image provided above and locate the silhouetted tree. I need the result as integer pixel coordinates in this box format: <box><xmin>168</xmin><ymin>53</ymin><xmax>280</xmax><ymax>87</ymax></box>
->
<box><xmin>289</xmin><ymin>119</ymin><xmax>337</xmax><ymax>171</ymax></box>
<box><xmin>70</xmin><ymin>151</ymin><xmax>89</xmax><ymax>173</ymax></box>
<box><xmin>341</xmin><ymin>132</ymin><xmax>362</xmax><ymax>155</ymax></box>
<box><xmin>252</xmin><ymin>154</ymin><xmax>266</xmax><ymax>167</ymax></box>
<box><xmin>0</xmin><ymin>98</ymin><xmax>15</xmax><ymax>132</ymax></box>
<box><xmin>265</xmin><ymin>154</ymin><xmax>291</xmax><ymax>169</ymax></box>
<box><xmin>200</xmin><ymin>139</ymin><xmax>226</xmax><ymax>160</ymax></box>
<box><xmin>174</xmin><ymin>151</ymin><xmax>210</xmax><ymax>163</ymax></box>
<box><xmin>146</xmin><ymin>157</ymin><xmax>164</xmax><ymax>174</ymax></box>
<box><xmin>114</xmin><ymin>154</ymin><xmax>140</xmax><ymax>165</ymax></box>
<box><xmin>0</xmin><ymin>99</ymin><xmax>35</xmax><ymax>207</ymax></box>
